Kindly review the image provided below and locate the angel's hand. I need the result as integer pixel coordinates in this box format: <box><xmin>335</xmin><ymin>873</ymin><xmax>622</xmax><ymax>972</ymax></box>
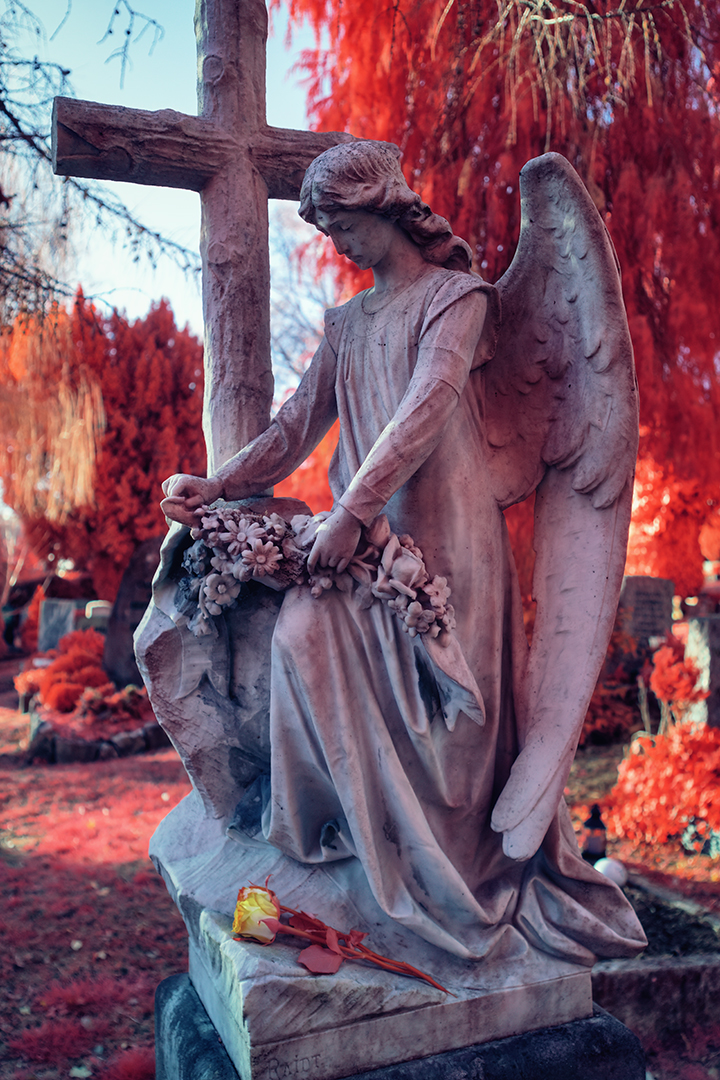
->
<box><xmin>160</xmin><ymin>474</ymin><xmax>223</xmax><ymax>526</ymax></box>
<box><xmin>307</xmin><ymin>506</ymin><xmax>362</xmax><ymax>575</ymax></box>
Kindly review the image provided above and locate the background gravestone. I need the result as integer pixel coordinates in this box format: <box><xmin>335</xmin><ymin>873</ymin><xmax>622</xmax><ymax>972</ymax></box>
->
<box><xmin>684</xmin><ymin>615</ymin><xmax>720</xmax><ymax>728</ymax></box>
<box><xmin>104</xmin><ymin>536</ymin><xmax>163</xmax><ymax>687</ymax></box>
<box><xmin>37</xmin><ymin>598</ymin><xmax>78</xmax><ymax>652</ymax></box>
<box><xmin>615</xmin><ymin>575</ymin><xmax>675</xmax><ymax>676</ymax></box>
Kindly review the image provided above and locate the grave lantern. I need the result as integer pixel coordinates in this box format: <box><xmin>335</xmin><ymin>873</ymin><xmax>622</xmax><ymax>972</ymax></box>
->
<box><xmin>582</xmin><ymin>804</ymin><xmax>607</xmax><ymax>864</ymax></box>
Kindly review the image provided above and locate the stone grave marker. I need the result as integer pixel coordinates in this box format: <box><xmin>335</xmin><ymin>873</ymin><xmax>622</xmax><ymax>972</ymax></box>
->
<box><xmin>37</xmin><ymin>597</ymin><xmax>78</xmax><ymax>652</ymax></box>
<box><xmin>103</xmin><ymin>536</ymin><xmax>163</xmax><ymax>687</ymax></box>
<box><xmin>615</xmin><ymin>575</ymin><xmax>675</xmax><ymax>673</ymax></box>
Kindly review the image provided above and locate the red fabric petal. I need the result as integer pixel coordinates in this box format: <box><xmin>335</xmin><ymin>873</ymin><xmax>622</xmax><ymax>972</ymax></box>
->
<box><xmin>298</xmin><ymin>945</ymin><xmax>344</xmax><ymax>974</ymax></box>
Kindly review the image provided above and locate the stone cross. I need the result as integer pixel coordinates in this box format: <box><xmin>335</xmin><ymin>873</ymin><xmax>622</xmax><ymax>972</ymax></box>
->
<box><xmin>52</xmin><ymin>0</ymin><xmax>351</xmax><ymax>473</ymax></box>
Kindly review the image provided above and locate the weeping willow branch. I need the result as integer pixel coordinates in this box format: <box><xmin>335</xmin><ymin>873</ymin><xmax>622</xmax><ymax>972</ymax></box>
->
<box><xmin>0</xmin><ymin>311</ymin><xmax>106</xmax><ymax>521</ymax></box>
<box><xmin>438</xmin><ymin>0</ymin><xmax>704</xmax><ymax>147</ymax></box>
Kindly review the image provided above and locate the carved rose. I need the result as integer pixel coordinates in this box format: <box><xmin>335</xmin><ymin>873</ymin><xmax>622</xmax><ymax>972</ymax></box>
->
<box><xmin>373</xmin><ymin>535</ymin><xmax>428</xmax><ymax>599</ymax></box>
<box><xmin>232</xmin><ymin>885</ymin><xmax>281</xmax><ymax>944</ymax></box>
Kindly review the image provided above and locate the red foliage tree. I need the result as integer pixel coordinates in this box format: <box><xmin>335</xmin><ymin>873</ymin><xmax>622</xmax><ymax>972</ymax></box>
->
<box><xmin>283</xmin><ymin>0</ymin><xmax>720</xmax><ymax>590</ymax></box>
<box><xmin>0</xmin><ymin>293</ymin><xmax>205</xmax><ymax>599</ymax></box>
<box><xmin>275</xmin><ymin>421</ymin><xmax>337</xmax><ymax>511</ymax></box>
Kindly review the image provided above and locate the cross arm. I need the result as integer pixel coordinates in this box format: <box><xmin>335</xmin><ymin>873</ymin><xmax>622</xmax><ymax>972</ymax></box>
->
<box><xmin>52</xmin><ymin>97</ymin><xmax>231</xmax><ymax>191</ymax></box>
<box><xmin>52</xmin><ymin>96</ymin><xmax>353</xmax><ymax>198</ymax></box>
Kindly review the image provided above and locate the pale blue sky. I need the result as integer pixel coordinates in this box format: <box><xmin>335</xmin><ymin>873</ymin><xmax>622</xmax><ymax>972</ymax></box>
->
<box><xmin>20</xmin><ymin>0</ymin><xmax>316</xmax><ymax>333</ymax></box>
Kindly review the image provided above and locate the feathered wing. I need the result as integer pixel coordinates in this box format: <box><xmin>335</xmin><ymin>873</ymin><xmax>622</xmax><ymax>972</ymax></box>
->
<box><xmin>480</xmin><ymin>153</ymin><xmax>639</xmax><ymax>861</ymax></box>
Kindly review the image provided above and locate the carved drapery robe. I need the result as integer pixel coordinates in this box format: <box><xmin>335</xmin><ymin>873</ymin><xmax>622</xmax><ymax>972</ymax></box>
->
<box><xmin>218</xmin><ymin>266</ymin><xmax>645</xmax><ymax>962</ymax></box>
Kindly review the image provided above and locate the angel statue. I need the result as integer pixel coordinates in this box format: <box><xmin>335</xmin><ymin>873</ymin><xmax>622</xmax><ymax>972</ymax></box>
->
<box><xmin>152</xmin><ymin>140</ymin><xmax>645</xmax><ymax>968</ymax></box>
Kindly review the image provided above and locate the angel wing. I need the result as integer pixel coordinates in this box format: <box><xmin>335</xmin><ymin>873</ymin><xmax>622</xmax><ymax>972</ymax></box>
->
<box><xmin>480</xmin><ymin>152</ymin><xmax>639</xmax><ymax>861</ymax></box>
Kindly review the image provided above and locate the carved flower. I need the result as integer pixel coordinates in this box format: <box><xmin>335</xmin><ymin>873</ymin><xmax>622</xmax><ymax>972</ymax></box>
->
<box><xmin>373</xmin><ymin>535</ymin><xmax>428</xmax><ymax>599</ymax></box>
<box><xmin>241</xmin><ymin>538</ymin><xmax>282</xmax><ymax>577</ymax></box>
<box><xmin>388</xmin><ymin>595</ymin><xmax>410</xmax><ymax>616</ymax></box>
<box><xmin>220</xmin><ymin>517</ymin><xmax>265</xmax><ymax>556</ymax></box>
<box><xmin>232</xmin><ymin>885</ymin><xmax>281</xmax><ymax>945</ymax></box>
<box><xmin>310</xmin><ymin>575</ymin><xmax>334</xmax><ymax>599</ymax></box>
<box><xmin>231</xmin><ymin>559</ymin><xmax>255</xmax><ymax>582</ymax></box>
<box><xmin>210</xmin><ymin>551</ymin><xmax>235</xmax><ymax>575</ymax></box>
<box><xmin>188</xmin><ymin>606</ymin><xmax>213</xmax><ymax>637</ymax></box>
<box><xmin>400</xmin><ymin>600</ymin><xmax>436</xmax><ymax>637</ymax></box>
<box><xmin>203</xmin><ymin>573</ymin><xmax>242</xmax><ymax>614</ymax></box>
<box><xmin>263</xmin><ymin>513</ymin><xmax>288</xmax><ymax>540</ymax></box>
<box><xmin>398</xmin><ymin>534</ymin><xmax>423</xmax><ymax>559</ymax></box>
<box><xmin>182</xmin><ymin>539</ymin><xmax>210</xmax><ymax>577</ymax></box>
<box><xmin>424</xmin><ymin>576</ymin><xmax>451</xmax><ymax>611</ymax></box>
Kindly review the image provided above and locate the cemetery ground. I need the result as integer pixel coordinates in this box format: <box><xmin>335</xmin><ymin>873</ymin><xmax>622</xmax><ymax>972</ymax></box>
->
<box><xmin>1</xmin><ymin>656</ymin><xmax>720</xmax><ymax>1080</ymax></box>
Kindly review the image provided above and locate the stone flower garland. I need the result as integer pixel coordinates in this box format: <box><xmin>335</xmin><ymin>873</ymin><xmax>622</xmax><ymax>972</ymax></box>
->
<box><xmin>173</xmin><ymin>503</ymin><xmax>457</xmax><ymax>642</ymax></box>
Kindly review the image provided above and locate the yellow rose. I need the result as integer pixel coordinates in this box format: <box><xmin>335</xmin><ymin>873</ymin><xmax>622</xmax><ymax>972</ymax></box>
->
<box><xmin>233</xmin><ymin>885</ymin><xmax>281</xmax><ymax>944</ymax></box>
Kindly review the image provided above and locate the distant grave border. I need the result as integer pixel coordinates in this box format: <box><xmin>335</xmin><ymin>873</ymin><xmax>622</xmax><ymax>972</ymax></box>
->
<box><xmin>25</xmin><ymin>709</ymin><xmax>170</xmax><ymax>764</ymax></box>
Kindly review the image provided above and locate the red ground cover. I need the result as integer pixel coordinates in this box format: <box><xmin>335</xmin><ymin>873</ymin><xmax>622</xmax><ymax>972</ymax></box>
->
<box><xmin>0</xmin><ymin>706</ymin><xmax>191</xmax><ymax>1080</ymax></box>
<box><xmin>3</xmin><ymin>707</ymin><xmax>720</xmax><ymax>1079</ymax></box>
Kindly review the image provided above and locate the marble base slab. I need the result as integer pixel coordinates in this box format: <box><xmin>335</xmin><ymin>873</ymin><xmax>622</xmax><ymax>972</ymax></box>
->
<box><xmin>151</xmin><ymin>792</ymin><xmax>593</xmax><ymax>1080</ymax></box>
<box><xmin>188</xmin><ymin>911</ymin><xmax>591</xmax><ymax>1080</ymax></box>
<box><xmin>155</xmin><ymin>975</ymin><xmax>645</xmax><ymax>1080</ymax></box>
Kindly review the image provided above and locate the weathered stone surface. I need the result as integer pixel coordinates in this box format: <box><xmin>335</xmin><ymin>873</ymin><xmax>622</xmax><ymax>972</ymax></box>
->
<box><xmin>25</xmin><ymin>720</ymin><xmax>55</xmax><ymax>762</ymax></box>
<box><xmin>110</xmin><ymin>728</ymin><xmax>150</xmax><ymax>756</ymax></box>
<box><xmin>593</xmin><ymin>954</ymin><xmax>720</xmax><ymax>1043</ymax></box>
<box><xmin>684</xmin><ymin>615</ymin><xmax>720</xmax><ymax>727</ymax></box>
<box><xmin>156</xmin><ymin>973</ymin><xmax>239</xmax><ymax>1080</ymax></box>
<box><xmin>155</xmin><ymin>974</ymin><xmax>644</xmax><ymax>1080</ymax></box>
<box><xmin>54</xmin><ymin>733</ymin><xmax>100</xmax><ymax>764</ymax></box>
<box><xmin>189</xmin><ymin>912</ymin><xmax>592</xmax><ymax>1080</ymax></box>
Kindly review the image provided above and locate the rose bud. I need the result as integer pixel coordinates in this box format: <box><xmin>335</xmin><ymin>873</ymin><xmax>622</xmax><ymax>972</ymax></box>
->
<box><xmin>233</xmin><ymin>885</ymin><xmax>281</xmax><ymax>944</ymax></box>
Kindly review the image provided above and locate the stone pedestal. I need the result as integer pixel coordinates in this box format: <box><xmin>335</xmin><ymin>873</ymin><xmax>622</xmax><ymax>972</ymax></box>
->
<box><xmin>150</xmin><ymin>793</ymin><xmax>600</xmax><ymax>1080</ymax></box>
<box><xmin>155</xmin><ymin>974</ymin><xmax>646</xmax><ymax>1080</ymax></box>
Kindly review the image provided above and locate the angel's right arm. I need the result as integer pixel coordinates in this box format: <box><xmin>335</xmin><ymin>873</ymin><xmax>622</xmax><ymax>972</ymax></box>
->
<box><xmin>212</xmin><ymin>335</ymin><xmax>339</xmax><ymax>500</ymax></box>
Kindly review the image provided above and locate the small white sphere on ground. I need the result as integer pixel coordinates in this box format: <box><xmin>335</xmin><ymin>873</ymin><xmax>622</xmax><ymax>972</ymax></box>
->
<box><xmin>593</xmin><ymin>857</ymin><xmax>628</xmax><ymax>887</ymax></box>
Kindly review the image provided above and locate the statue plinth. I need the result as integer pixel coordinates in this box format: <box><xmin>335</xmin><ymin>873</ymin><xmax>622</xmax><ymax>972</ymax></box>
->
<box><xmin>151</xmin><ymin>792</ymin><xmax>594</xmax><ymax>1080</ymax></box>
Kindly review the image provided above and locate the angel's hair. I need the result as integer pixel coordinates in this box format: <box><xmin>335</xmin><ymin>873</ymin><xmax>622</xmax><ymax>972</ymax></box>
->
<box><xmin>299</xmin><ymin>141</ymin><xmax>472</xmax><ymax>273</ymax></box>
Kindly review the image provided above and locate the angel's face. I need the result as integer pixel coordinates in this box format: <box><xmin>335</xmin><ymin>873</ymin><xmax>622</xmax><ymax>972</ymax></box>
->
<box><xmin>314</xmin><ymin>208</ymin><xmax>398</xmax><ymax>271</ymax></box>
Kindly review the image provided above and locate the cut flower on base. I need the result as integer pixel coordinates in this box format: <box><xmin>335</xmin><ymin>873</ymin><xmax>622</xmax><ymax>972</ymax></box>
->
<box><xmin>232</xmin><ymin>884</ymin><xmax>449</xmax><ymax>993</ymax></box>
<box><xmin>232</xmin><ymin>885</ymin><xmax>281</xmax><ymax>943</ymax></box>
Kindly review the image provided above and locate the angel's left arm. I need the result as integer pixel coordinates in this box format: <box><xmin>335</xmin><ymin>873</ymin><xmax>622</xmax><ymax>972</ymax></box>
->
<box><xmin>339</xmin><ymin>288</ymin><xmax>488</xmax><ymax>526</ymax></box>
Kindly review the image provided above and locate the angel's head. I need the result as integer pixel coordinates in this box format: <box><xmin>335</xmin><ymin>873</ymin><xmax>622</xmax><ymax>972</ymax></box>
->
<box><xmin>299</xmin><ymin>141</ymin><xmax>472</xmax><ymax>273</ymax></box>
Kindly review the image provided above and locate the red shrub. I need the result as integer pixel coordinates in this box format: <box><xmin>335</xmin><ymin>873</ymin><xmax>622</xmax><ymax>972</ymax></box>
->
<box><xmin>8</xmin><ymin>1017</ymin><xmax>96</xmax><ymax>1062</ymax></box>
<box><xmin>650</xmin><ymin>642</ymin><xmax>707</xmax><ymax>712</ymax></box>
<box><xmin>58</xmin><ymin>628</ymin><xmax>105</xmax><ymax>658</ymax></box>
<box><xmin>98</xmin><ymin>1046</ymin><xmax>155</xmax><ymax>1080</ymax></box>
<box><xmin>607</xmin><ymin>722</ymin><xmax>720</xmax><ymax>846</ymax></box>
